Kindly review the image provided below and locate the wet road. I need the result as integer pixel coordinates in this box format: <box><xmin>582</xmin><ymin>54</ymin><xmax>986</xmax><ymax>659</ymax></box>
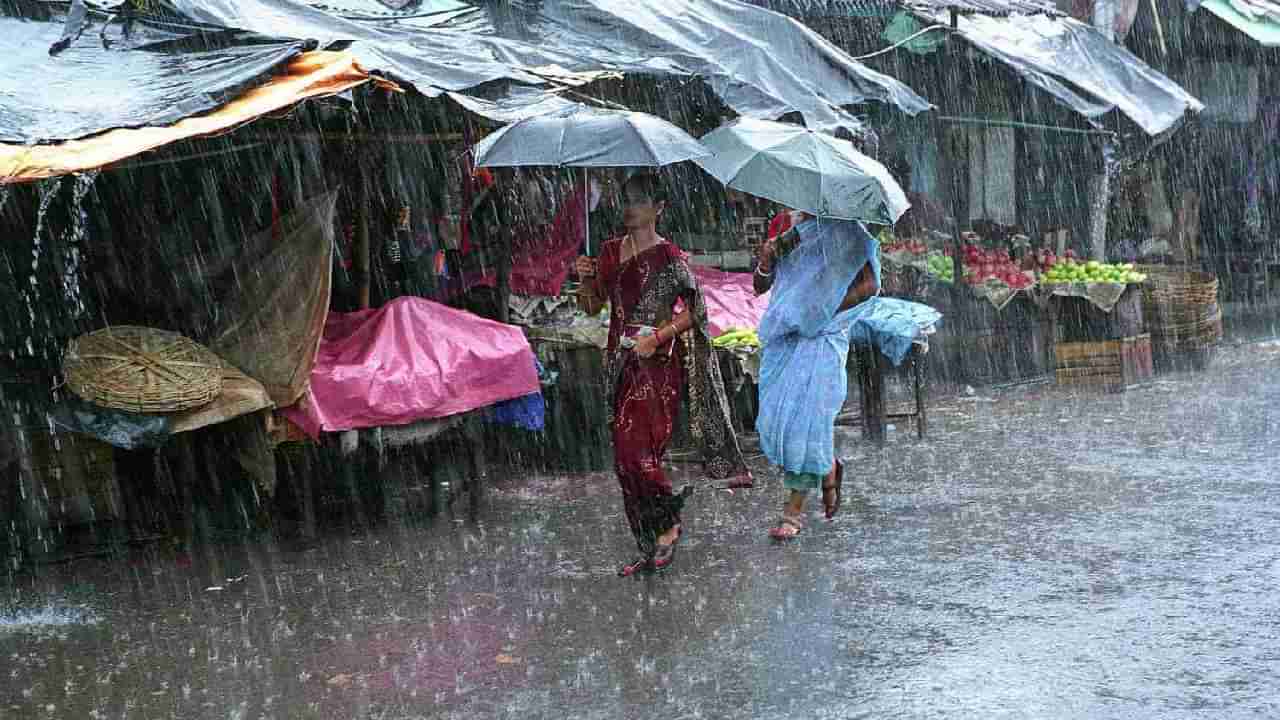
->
<box><xmin>3</xmin><ymin>342</ymin><xmax>1279</xmax><ymax>719</ymax></box>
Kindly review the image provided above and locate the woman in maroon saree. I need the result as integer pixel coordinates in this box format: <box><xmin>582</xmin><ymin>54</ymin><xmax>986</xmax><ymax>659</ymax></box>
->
<box><xmin>577</xmin><ymin>172</ymin><xmax>751</xmax><ymax>576</ymax></box>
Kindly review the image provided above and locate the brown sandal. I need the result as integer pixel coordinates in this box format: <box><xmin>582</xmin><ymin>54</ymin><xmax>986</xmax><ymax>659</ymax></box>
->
<box><xmin>822</xmin><ymin>459</ymin><xmax>844</xmax><ymax>520</ymax></box>
<box><xmin>768</xmin><ymin>513</ymin><xmax>804</xmax><ymax>540</ymax></box>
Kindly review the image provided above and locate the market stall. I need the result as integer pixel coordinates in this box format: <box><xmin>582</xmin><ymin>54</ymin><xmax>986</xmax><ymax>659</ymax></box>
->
<box><xmin>881</xmin><ymin>233</ymin><xmax>1053</xmax><ymax>386</ymax></box>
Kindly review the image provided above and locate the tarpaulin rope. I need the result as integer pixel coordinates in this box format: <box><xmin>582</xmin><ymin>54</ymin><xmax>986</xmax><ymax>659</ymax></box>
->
<box><xmin>936</xmin><ymin>115</ymin><xmax>1118</xmax><ymax>138</ymax></box>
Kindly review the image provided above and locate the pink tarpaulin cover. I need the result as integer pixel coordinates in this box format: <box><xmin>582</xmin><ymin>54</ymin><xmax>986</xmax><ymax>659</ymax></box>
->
<box><xmin>283</xmin><ymin>297</ymin><xmax>540</xmax><ymax>436</ymax></box>
<box><xmin>692</xmin><ymin>265</ymin><xmax>770</xmax><ymax>337</ymax></box>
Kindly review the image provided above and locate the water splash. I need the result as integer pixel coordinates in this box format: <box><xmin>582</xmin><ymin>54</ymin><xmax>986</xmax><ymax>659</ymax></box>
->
<box><xmin>59</xmin><ymin>171</ymin><xmax>99</xmax><ymax>317</ymax></box>
<box><xmin>0</xmin><ymin>604</ymin><xmax>99</xmax><ymax>634</ymax></box>
<box><xmin>23</xmin><ymin>177</ymin><xmax>64</xmax><ymax>358</ymax></box>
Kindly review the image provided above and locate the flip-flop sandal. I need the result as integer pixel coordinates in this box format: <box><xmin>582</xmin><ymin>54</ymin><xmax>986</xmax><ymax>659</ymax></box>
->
<box><xmin>823</xmin><ymin>459</ymin><xmax>844</xmax><ymax>520</ymax></box>
<box><xmin>650</xmin><ymin>526</ymin><xmax>683</xmax><ymax>571</ymax></box>
<box><xmin>768</xmin><ymin>514</ymin><xmax>804</xmax><ymax>540</ymax></box>
<box><xmin>618</xmin><ymin>556</ymin><xmax>651</xmax><ymax>577</ymax></box>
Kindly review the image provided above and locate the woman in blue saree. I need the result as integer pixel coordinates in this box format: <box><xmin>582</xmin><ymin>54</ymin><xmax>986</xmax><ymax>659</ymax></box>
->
<box><xmin>753</xmin><ymin>216</ymin><xmax>881</xmax><ymax>539</ymax></box>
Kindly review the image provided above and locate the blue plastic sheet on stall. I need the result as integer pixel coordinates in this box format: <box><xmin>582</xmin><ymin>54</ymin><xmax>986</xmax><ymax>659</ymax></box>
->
<box><xmin>849</xmin><ymin>296</ymin><xmax>942</xmax><ymax>366</ymax></box>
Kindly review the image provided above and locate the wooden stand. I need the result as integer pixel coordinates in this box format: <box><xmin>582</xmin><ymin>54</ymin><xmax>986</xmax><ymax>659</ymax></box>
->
<box><xmin>854</xmin><ymin>345</ymin><xmax>928</xmax><ymax>444</ymax></box>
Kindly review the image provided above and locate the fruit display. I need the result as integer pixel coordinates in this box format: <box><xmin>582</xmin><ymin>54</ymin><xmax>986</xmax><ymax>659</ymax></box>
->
<box><xmin>926</xmin><ymin>253</ymin><xmax>954</xmax><ymax>283</ymax></box>
<box><xmin>881</xmin><ymin>239</ymin><xmax>929</xmax><ymax>258</ymax></box>
<box><xmin>1027</xmin><ymin>247</ymin><xmax>1075</xmax><ymax>274</ymax></box>
<box><xmin>712</xmin><ymin>327</ymin><xmax>760</xmax><ymax>350</ymax></box>
<box><xmin>885</xmin><ymin>234</ymin><xmax>1145</xmax><ymax>293</ymax></box>
<box><xmin>955</xmin><ymin>244</ymin><xmax>1035</xmax><ymax>289</ymax></box>
<box><xmin>1041</xmin><ymin>260</ymin><xmax>1147</xmax><ymax>285</ymax></box>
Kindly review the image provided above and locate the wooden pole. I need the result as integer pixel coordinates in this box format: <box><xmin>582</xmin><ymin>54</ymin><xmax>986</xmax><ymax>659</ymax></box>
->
<box><xmin>946</xmin><ymin>7</ymin><xmax>967</xmax><ymax>286</ymax></box>
<box><xmin>355</xmin><ymin>177</ymin><xmax>372</xmax><ymax>310</ymax></box>
<box><xmin>857</xmin><ymin>346</ymin><xmax>886</xmax><ymax>444</ymax></box>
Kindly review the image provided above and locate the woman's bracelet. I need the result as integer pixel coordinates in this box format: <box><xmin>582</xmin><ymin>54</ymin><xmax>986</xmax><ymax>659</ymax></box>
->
<box><xmin>755</xmin><ymin>264</ymin><xmax>773</xmax><ymax>278</ymax></box>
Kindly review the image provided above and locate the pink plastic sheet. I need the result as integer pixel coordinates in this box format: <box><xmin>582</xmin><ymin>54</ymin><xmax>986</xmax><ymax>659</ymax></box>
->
<box><xmin>283</xmin><ymin>297</ymin><xmax>540</xmax><ymax>436</ymax></box>
<box><xmin>692</xmin><ymin>265</ymin><xmax>770</xmax><ymax>337</ymax></box>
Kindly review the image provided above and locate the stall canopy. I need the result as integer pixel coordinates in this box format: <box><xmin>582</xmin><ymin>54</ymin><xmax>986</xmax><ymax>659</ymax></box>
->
<box><xmin>1</xmin><ymin>0</ymin><xmax>933</xmax><ymax>182</ymax></box>
<box><xmin>753</xmin><ymin>0</ymin><xmax>1203</xmax><ymax>136</ymax></box>
<box><xmin>933</xmin><ymin>10</ymin><xmax>1204</xmax><ymax>135</ymax></box>
<box><xmin>172</xmin><ymin>0</ymin><xmax>932</xmax><ymax>126</ymax></box>
<box><xmin>1194</xmin><ymin>0</ymin><xmax>1280</xmax><ymax>47</ymax></box>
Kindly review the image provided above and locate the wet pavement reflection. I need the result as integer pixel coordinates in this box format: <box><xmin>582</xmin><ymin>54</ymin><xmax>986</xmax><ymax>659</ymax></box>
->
<box><xmin>3</xmin><ymin>342</ymin><xmax>1278</xmax><ymax>719</ymax></box>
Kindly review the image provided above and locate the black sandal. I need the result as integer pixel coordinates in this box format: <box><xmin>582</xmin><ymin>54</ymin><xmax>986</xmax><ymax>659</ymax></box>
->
<box><xmin>822</xmin><ymin>459</ymin><xmax>844</xmax><ymax>520</ymax></box>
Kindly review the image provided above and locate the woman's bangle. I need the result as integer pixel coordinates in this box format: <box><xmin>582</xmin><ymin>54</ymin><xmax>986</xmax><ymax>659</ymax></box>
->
<box><xmin>755</xmin><ymin>264</ymin><xmax>773</xmax><ymax>277</ymax></box>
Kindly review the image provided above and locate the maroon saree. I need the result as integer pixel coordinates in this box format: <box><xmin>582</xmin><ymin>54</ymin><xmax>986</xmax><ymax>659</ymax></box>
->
<box><xmin>593</xmin><ymin>237</ymin><xmax>751</xmax><ymax>555</ymax></box>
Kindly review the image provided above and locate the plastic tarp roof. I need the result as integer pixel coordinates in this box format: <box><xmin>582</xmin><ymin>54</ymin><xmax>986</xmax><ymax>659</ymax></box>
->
<box><xmin>1197</xmin><ymin>0</ymin><xmax>1280</xmax><ymax>47</ymax></box>
<box><xmin>754</xmin><ymin>0</ymin><xmax>1202</xmax><ymax>136</ymax></box>
<box><xmin>3</xmin><ymin>0</ymin><xmax>931</xmax><ymax>154</ymax></box>
<box><xmin>0</xmin><ymin>3</ymin><xmax>313</xmax><ymax>145</ymax></box>
<box><xmin>935</xmin><ymin>13</ymin><xmax>1203</xmax><ymax>135</ymax></box>
<box><xmin>450</xmin><ymin>0</ymin><xmax>933</xmax><ymax>129</ymax></box>
<box><xmin>172</xmin><ymin>0</ymin><xmax>932</xmax><ymax>128</ymax></box>
<box><xmin>0</xmin><ymin>50</ymin><xmax>377</xmax><ymax>183</ymax></box>
<box><xmin>748</xmin><ymin>0</ymin><xmax>1061</xmax><ymax>17</ymax></box>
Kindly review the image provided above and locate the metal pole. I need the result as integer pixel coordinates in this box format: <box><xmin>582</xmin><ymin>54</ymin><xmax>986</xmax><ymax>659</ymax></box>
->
<box><xmin>1089</xmin><ymin>0</ymin><xmax>1117</xmax><ymax>262</ymax></box>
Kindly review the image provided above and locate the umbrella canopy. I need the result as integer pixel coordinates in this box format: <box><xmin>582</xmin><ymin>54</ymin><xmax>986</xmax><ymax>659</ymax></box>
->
<box><xmin>472</xmin><ymin>106</ymin><xmax>710</xmax><ymax>168</ymax></box>
<box><xmin>694</xmin><ymin>118</ymin><xmax>909</xmax><ymax>225</ymax></box>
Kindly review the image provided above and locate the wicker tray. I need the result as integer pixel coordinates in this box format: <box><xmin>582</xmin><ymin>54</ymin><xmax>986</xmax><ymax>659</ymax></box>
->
<box><xmin>64</xmin><ymin>326</ymin><xmax>223</xmax><ymax>413</ymax></box>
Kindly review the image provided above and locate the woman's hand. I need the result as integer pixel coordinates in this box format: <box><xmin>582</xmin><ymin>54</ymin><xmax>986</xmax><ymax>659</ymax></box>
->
<box><xmin>575</xmin><ymin>255</ymin><xmax>597</xmax><ymax>278</ymax></box>
<box><xmin>632</xmin><ymin>333</ymin><xmax>660</xmax><ymax>358</ymax></box>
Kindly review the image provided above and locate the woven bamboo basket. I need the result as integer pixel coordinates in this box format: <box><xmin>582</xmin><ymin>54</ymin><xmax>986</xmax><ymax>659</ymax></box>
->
<box><xmin>1136</xmin><ymin>266</ymin><xmax>1223</xmax><ymax>351</ymax></box>
<box><xmin>1138</xmin><ymin>265</ymin><xmax>1219</xmax><ymax>306</ymax></box>
<box><xmin>64</xmin><ymin>326</ymin><xmax>223</xmax><ymax>413</ymax></box>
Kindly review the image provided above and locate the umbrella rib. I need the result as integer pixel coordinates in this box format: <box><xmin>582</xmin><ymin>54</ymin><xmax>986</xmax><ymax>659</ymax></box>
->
<box><xmin>629</xmin><ymin>118</ymin><xmax>661</xmax><ymax>167</ymax></box>
<box><xmin>556</xmin><ymin>116</ymin><xmax>569</xmax><ymax>168</ymax></box>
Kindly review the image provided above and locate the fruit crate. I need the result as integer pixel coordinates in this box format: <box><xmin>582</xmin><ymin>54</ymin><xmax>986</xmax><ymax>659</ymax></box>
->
<box><xmin>1054</xmin><ymin>333</ymin><xmax>1153</xmax><ymax>392</ymax></box>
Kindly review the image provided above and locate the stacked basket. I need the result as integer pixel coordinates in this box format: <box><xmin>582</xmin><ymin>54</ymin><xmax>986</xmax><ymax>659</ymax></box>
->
<box><xmin>1137</xmin><ymin>266</ymin><xmax>1222</xmax><ymax>371</ymax></box>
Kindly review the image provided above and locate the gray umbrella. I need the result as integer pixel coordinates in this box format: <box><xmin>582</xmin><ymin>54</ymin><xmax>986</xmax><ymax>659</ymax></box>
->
<box><xmin>694</xmin><ymin>117</ymin><xmax>909</xmax><ymax>226</ymax></box>
<box><xmin>473</xmin><ymin>106</ymin><xmax>711</xmax><ymax>252</ymax></box>
<box><xmin>473</xmin><ymin>105</ymin><xmax>711</xmax><ymax>168</ymax></box>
